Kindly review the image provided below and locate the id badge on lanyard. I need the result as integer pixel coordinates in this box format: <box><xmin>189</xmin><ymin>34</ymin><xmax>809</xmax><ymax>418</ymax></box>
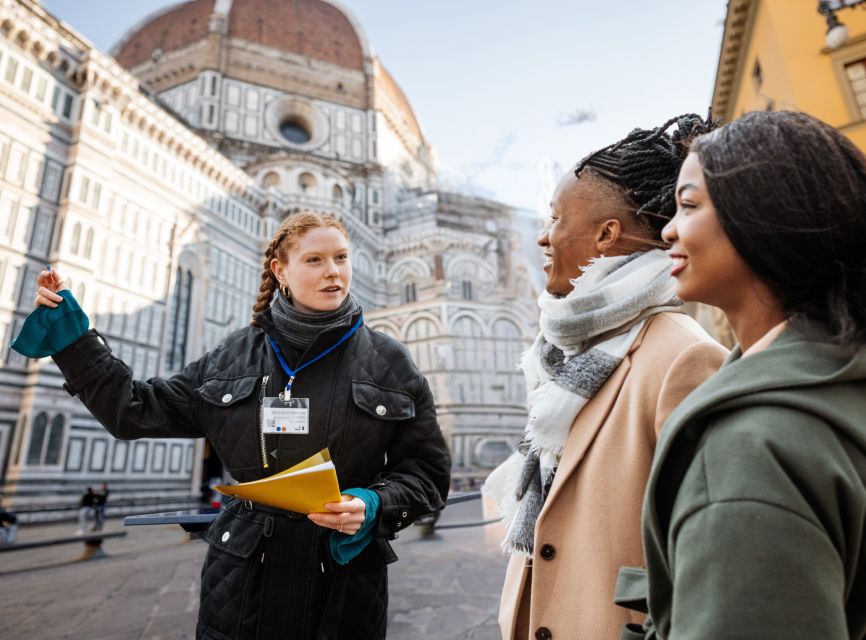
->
<box><xmin>262</xmin><ymin>315</ymin><xmax>363</xmax><ymax>437</ymax></box>
<box><xmin>262</xmin><ymin>396</ymin><xmax>310</xmax><ymax>434</ymax></box>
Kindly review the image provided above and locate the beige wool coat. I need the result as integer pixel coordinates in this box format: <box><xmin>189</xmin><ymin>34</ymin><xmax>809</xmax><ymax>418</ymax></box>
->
<box><xmin>498</xmin><ymin>312</ymin><xmax>727</xmax><ymax>640</ymax></box>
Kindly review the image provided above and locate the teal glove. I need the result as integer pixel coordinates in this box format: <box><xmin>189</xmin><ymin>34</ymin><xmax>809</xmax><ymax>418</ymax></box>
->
<box><xmin>328</xmin><ymin>487</ymin><xmax>381</xmax><ymax>566</ymax></box>
<box><xmin>10</xmin><ymin>289</ymin><xmax>89</xmax><ymax>358</ymax></box>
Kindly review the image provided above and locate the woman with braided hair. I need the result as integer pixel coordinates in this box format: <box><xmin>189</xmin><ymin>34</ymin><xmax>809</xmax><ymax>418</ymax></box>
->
<box><xmin>484</xmin><ymin>115</ymin><xmax>728</xmax><ymax>640</ymax></box>
<box><xmin>21</xmin><ymin>211</ymin><xmax>450</xmax><ymax>639</ymax></box>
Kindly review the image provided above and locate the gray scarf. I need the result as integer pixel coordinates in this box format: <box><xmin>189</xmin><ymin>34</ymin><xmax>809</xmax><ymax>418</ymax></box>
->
<box><xmin>270</xmin><ymin>291</ymin><xmax>361</xmax><ymax>351</ymax></box>
<box><xmin>483</xmin><ymin>250</ymin><xmax>680</xmax><ymax>555</ymax></box>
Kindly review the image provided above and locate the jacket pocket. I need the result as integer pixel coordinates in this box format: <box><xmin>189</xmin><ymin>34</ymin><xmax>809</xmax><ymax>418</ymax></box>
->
<box><xmin>196</xmin><ymin>374</ymin><xmax>262</xmax><ymax>473</ymax></box>
<box><xmin>197</xmin><ymin>374</ymin><xmax>260</xmax><ymax>407</ymax></box>
<box><xmin>198</xmin><ymin>509</ymin><xmax>265</xmax><ymax>638</ymax></box>
<box><xmin>201</xmin><ymin>508</ymin><xmax>265</xmax><ymax>556</ymax></box>
<box><xmin>614</xmin><ymin>566</ymin><xmax>649</xmax><ymax>614</ymax></box>
<box><xmin>351</xmin><ymin>381</ymin><xmax>414</xmax><ymax>422</ymax></box>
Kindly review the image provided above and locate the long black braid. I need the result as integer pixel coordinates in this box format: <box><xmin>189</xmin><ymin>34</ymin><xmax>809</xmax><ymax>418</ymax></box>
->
<box><xmin>575</xmin><ymin>112</ymin><xmax>718</xmax><ymax>234</ymax></box>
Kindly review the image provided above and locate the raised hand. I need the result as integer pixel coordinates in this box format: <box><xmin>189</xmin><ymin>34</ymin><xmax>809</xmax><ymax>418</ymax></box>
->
<box><xmin>34</xmin><ymin>266</ymin><xmax>67</xmax><ymax>308</ymax></box>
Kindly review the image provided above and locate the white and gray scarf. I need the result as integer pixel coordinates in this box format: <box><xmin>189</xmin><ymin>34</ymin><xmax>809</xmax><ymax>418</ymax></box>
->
<box><xmin>483</xmin><ymin>249</ymin><xmax>680</xmax><ymax>556</ymax></box>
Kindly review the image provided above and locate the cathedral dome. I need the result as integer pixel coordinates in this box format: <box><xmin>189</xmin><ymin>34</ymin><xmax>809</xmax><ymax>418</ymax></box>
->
<box><xmin>113</xmin><ymin>0</ymin><xmax>366</xmax><ymax>72</ymax></box>
<box><xmin>110</xmin><ymin>0</ymin><xmax>430</xmax><ymax>179</ymax></box>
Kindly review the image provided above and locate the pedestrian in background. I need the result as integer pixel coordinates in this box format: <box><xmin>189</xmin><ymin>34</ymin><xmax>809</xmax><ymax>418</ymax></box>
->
<box><xmin>93</xmin><ymin>482</ymin><xmax>109</xmax><ymax>531</ymax></box>
<box><xmin>619</xmin><ymin>110</ymin><xmax>866</xmax><ymax>639</ymax></box>
<box><xmin>21</xmin><ymin>211</ymin><xmax>450</xmax><ymax>640</ymax></box>
<box><xmin>76</xmin><ymin>486</ymin><xmax>96</xmax><ymax>535</ymax></box>
<box><xmin>484</xmin><ymin>114</ymin><xmax>727</xmax><ymax>640</ymax></box>
<box><xmin>0</xmin><ymin>503</ymin><xmax>17</xmax><ymax>545</ymax></box>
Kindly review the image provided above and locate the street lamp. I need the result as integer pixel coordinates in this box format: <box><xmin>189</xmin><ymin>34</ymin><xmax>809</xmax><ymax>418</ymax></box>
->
<box><xmin>819</xmin><ymin>0</ymin><xmax>866</xmax><ymax>49</ymax></box>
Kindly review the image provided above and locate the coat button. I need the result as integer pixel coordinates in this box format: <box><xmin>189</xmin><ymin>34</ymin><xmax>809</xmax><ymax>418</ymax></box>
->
<box><xmin>396</xmin><ymin>521</ymin><xmax>402</xmax><ymax>528</ymax></box>
<box><xmin>222</xmin><ymin>394</ymin><xmax>232</xmax><ymax>404</ymax></box>
<box><xmin>535</xmin><ymin>627</ymin><xmax>552</xmax><ymax>640</ymax></box>
<box><xmin>401</xmin><ymin>511</ymin><xmax>408</xmax><ymax>518</ymax></box>
<box><xmin>540</xmin><ymin>544</ymin><xmax>556</xmax><ymax>561</ymax></box>
<box><xmin>376</xmin><ymin>405</ymin><xmax>387</xmax><ymax>416</ymax></box>
<box><xmin>221</xmin><ymin>531</ymin><xmax>230</xmax><ymax>542</ymax></box>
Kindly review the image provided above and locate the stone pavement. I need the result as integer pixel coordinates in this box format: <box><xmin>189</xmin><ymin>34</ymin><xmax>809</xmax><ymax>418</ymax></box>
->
<box><xmin>0</xmin><ymin>500</ymin><xmax>507</xmax><ymax>639</ymax></box>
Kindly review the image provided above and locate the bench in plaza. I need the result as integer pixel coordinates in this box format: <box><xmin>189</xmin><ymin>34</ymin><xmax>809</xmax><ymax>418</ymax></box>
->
<box><xmin>0</xmin><ymin>531</ymin><xmax>128</xmax><ymax>560</ymax></box>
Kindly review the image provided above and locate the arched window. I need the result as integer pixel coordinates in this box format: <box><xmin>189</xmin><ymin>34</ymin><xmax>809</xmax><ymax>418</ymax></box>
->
<box><xmin>45</xmin><ymin>415</ymin><xmax>65</xmax><ymax>465</ymax></box>
<box><xmin>167</xmin><ymin>267</ymin><xmax>193</xmax><ymax>371</ymax></box>
<box><xmin>70</xmin><ymin>222</ymin><xmax>81</xmax><ymax>255</ymax></box>
<box><xmin>461</xmin><ymin>280</ymin><xmax>474</xmax><ymax>301</ymax></box>
<box><xmin>332</xmin><ymin>184</ymin><xmax>343</xmax><ymax>202</ymax></box>
<box><xmin>405</xmin><ymin>318</ymin><xmax>438</xmax><ymax>371</ymax></box>
<box><xmin>493</xmin><ymin>318</ymin><xmax>526</xmax><ymax>403</ymax></box>
<box><xmin>262</xmin><ymin>171</ymin><xmax>280</xmax><ymax>188</ymax></box>
<box><xmin>298</xmin><ymin>172</ymin><xmax>316</xmax><ymax>192</ymax></box>
<box><xmin>112</xmin><ymin>245</ymin><xmax>122</xmax><ymax>275</ymax></box>
<box><xmin>353</xmin><ymin>251</ymin><xmax>373</xmax><ymax>276</ymax></box>
<box><xmin>402</xmin><ymin>282</ymin><xmax>417</xmax><ymax>304</ymax></box>
<box><xmin>492</xmin><ymin>319</ymin><xmax>523</xmax><ymax>370</ymax></box>
<box><xmin>26</xmin><ymin>412</ymin><xmax>48</xmax><ymax>465</ymax></box>
<box><xmin>83</xmin><ymin>227</ymin><xmax>94</xmax><ymax>259</ymax></box>
<box><xmin>370</xmin><ymin>324</ymin><xmax>397</xmax><ymax>339</ymax></box>
<box><xmin>453</xmin><ymin>317</ymin><xmax>484</xmax><ymax>370</ymax></box>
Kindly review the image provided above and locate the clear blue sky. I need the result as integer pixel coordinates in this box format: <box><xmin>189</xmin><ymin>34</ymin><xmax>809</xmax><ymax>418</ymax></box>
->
<box><xmin>41</xmin><ymin>0</ymin><xmax>726</xmax><ymax>217</ymax></box>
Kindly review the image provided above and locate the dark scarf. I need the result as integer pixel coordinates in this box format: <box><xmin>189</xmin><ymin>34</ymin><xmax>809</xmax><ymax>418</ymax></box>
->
<box><xmin>269</xmin><ymin>291</ymin><xmax>361</xmax><ymax>351</ymax></box>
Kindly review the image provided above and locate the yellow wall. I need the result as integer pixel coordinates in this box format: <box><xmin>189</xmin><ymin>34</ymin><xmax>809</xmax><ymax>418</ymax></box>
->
<box><xmin>725</xmin><ymin>0</ymin><xmax>866</xmax><ymax>150</ymax></box>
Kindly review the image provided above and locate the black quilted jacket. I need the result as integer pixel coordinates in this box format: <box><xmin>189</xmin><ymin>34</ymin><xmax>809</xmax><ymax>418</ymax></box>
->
<box><xmin>53</xmin><ymin>308</ymin><xmax>451</xmax><ymax>640</ymax></box>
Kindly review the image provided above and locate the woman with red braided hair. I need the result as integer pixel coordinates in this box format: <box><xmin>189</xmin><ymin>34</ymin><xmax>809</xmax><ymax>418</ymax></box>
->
<box><xmin>22</xmin><ymin>211</ymin><xmax>450</xmax><ymax>640</ymax></box>
<box><xmin>484</xmin><ymin>114</ymin><xmax>728</xmax><ymax>640</ymax></box>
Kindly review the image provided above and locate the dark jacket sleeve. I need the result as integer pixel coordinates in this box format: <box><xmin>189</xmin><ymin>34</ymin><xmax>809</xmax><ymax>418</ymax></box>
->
<box><xmin>53</xmin><ymin>329</ymin><xmax>205</xmax><ymax>440</ymax></box>
<box><xmin>372</xmin><ymin>375</ymin><xmax>450</xmax><ymax>538</ymax></box>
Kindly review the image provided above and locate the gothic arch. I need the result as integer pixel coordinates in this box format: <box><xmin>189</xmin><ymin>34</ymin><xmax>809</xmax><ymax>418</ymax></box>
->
<box><xmin>491</xmin><ymin>316</ymin><xmax>523</xmax><ymax>338</ymax></box>
<box><xmin>446</xmin><ymin>255</ymin><xmax>494</xmax><ymax>281</ymax></box>
<box><xmin>449</xmin><ymin>311</ymin><xmax>486</xmax><ymax>336</ymax></box>
<box><xmin>400</xmin><ymin>312</ymin><xmax>443</xmax><ymax>341</ymax></box>
<box><xmin>352</xmin><ymin>247</ymin><xmax>373</xmax><ymax>276</ymax></box>
<box><xmin>387</xmin><ymin>257</ymin><xmax>429</xmax><ymax>284</ymax></box>
<box><xmin>368</xmin><ymin>319</ymin><xmax>400</xmax><ymax>338</ymax></box>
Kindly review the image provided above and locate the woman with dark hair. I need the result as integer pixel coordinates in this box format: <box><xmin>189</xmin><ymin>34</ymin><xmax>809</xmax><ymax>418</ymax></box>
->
<box><xmin>21</xmin><ymin>212</ymin><xmax>450</xmax><ymax>640</ymax></box>
<box><xmin>619</xmin><ymin>110</ymin><xmax>866</xmax><ymax>639</ymax></box>
<box><xmin>484</xmin><ymin>115</ymin><xmax>728</xmax><ymax>640</ymax></box>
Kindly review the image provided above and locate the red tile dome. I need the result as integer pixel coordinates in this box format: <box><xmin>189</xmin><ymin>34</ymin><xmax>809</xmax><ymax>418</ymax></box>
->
<box><xmin>114</xmin><ymin>0</ymin><xmax>365</xmax><ymax>71</ymax></box>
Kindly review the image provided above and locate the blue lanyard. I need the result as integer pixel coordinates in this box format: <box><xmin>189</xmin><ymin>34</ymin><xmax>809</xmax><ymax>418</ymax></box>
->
<box><xmin>267</xmin><ymin>314</ymin><xmax>363</xmax><ymax>401</ymax></box>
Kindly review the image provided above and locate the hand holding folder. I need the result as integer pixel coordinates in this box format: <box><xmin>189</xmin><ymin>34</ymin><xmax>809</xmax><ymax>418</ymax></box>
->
<box><xmin>215</xmin><ymin>448</ymin><xmax>342</xmax><ymax>514</ymax></box>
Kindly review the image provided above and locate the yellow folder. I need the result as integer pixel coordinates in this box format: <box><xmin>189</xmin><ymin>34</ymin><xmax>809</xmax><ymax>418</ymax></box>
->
<box><xmin>215</xmin><ymin>448</ymin><xmax>342</xmax><ymax>514</ymax></box>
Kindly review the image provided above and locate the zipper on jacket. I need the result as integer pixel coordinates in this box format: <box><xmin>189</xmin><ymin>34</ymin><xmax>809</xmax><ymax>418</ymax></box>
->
<box><xmin>258</xmin><ymin>374</ymin><xmax>270</xmax><ymax>470</ymax></box>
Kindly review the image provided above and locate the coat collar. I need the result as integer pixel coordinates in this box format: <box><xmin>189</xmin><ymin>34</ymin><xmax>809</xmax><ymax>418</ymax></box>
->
<box><xmin>255</xmin><ymin>307</ymin><xmax>364</xmax><ymax>366</ymax></box>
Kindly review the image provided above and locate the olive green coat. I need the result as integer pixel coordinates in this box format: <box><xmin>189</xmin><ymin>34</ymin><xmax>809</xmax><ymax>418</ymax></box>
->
<box><xmin>626</xmin><ymin>324</ymin><xmax>866</xmax><ymax>639</ymax></box>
